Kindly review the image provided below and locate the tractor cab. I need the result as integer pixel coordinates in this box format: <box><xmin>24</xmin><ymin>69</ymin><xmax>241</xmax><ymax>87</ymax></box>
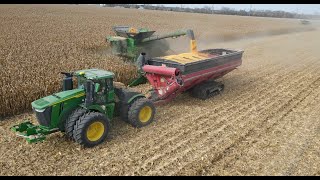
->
<box><xmin>73</xmin><ymin>69</ymin><xmax>115</xmax><ymax>106</ymax></box>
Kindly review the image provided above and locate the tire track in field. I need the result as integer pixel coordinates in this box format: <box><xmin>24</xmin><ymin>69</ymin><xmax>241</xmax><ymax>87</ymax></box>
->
<box><xmin>110</xmin><ymin>47</ymin><xmax>315</xmax><ymax>148</ymax></box>
<box><xmin>105</xmin><ymin>62</ymin><xmax>284</xmax><ymax>150</ymax></box>
<box><xmin>108</xmin><ymin>61</ymin><xmax>285</xmax><ymax>142</ymax></box>
<box><xmin>223</xmin><ymin>48</ymin><xmax>313</xmax><ymax>89</ymax></box>
<box><xmin>118</xmin><ymin>57</ymin><xmax>320</xmax><ymax>175</ymax></box>
<box><xmin>103</xmin><ymin>61</ymin><xmax>303</xmax><ymax>172</ymax></box>
<box><xmin>112</xmin><ymin>46</ymin><xmax>309</xmax><ymax>141</ymax></box>
<box><xmin>120</xmin><ymin>53</ymin><xmax>316</xmax><ymax>155</ymax></box>
<box><xmin>148</xmin><ymin>61</ymin><xmax>320</xmax><ymax>175</ymax></box>
<box><xmin>281</xmin><ymin>99</ymin><xmax>320</xmax><ymax>175</ymax></box>
<box><xmin>144</xmin><ymin>57</ymin><xmax>320</xmax><ymax>174</ymax></box>
<box><xmin>122</xmin><ymin>52</ymin><xmax>312</xmax><ymax>146</ymax></box>
<box><xmin>203</xmin><ymin>78</ymin><xmax>320</xmax><ymax>176</ymax></box>
<box><xmin>172</xmin><ymin>74</ymin><xmax>320</xmax><ymax>175</ymax></box>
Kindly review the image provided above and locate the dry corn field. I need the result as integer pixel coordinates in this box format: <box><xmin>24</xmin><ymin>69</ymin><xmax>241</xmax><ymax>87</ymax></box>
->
<box><xmin>1</xmin><ymin>4</ymin><xmax>320</xmax><ymax>176</ymax></box>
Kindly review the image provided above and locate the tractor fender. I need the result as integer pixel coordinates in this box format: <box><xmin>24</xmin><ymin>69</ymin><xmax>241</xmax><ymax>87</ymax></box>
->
<box><xmin>128</xmin><ymin>94</ymin><xmax>146</xmax><ymax>104</ymax></box>
<box><xmin>57</xmin><ymin>103</ymin><xmax>83</xmax><ymax>131</ymax></box>
<box><xmin>79</xmin><ymin>104</ymin><xmax>114</xmax><ymax>120</ymax></box>
<box><xmin>114</xmin><ymin>87</ymin><xmax>146</xmax><ymax>120</ymax></box>
<box><xmin>86</xmin><ymin>105</ymin><xmax>105</xmax><ymax>114</ymax></box>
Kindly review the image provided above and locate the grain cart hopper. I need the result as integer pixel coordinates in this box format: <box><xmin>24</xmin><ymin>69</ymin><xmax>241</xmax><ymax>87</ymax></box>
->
<box><xmin>106</xmin><ymin>26</ymin><xmax>188</xmax><ymax>60</ymax></box>
<box><xmin>11</xmin><ymin>69</ymin><xmax>156</xmax><ymax>148</ymax></box>
<box><xmin>136</xmin><ymin>30</ymin><xmax>244</xmax><ymax>105</ymax></box>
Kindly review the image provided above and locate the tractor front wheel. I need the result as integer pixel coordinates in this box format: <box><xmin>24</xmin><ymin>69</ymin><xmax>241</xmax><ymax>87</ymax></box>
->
<box><xmin>128</xmin><ymin>98</ymin><xmax>156</xmax><ymax>128</ymax></box>
<box><xmin>73</xmin><ymin>112</ymin><xmax>110</xmax><ymax>148</ymax></box>
<box><xmin>65</xmin><ymin>108</ymin><xmax>88</xmax><ymax>140</ymax></box>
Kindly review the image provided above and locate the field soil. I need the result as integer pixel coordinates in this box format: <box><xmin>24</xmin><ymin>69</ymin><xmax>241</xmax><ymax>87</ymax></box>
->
<box><xmin>0</xmin><ymin>4</ymin><xmax>319</xmax><ymax>176</ymax></box>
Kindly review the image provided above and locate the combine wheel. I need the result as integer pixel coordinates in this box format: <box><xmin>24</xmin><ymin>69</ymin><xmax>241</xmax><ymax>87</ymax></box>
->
<box><xmin>64</xmin><ymin>108</ymin><xmax>88</xmax><ymax>140</ymax></box>
<box><xmin>128</xmin><ymin>98</ymin><xmax>156</xmax><ymax>128</ymax></box>
<box><xmin>73</xmin><ymin>112</ymin><xmax>110</xmax><ymax>148</ymax></box>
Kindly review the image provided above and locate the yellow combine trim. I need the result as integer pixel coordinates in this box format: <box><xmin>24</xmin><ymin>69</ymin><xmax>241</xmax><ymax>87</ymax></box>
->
<box><xmin>162</xmin><ymin>52</ymin><xmax>210</xmax><ymax>65</ymax></box>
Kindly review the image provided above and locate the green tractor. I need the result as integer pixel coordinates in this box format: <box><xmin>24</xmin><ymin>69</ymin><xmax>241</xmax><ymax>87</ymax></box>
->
<box><xmin>11</xmin><ymin>69</ymin><xmax>156</xmax><ymax>148</ymax></box>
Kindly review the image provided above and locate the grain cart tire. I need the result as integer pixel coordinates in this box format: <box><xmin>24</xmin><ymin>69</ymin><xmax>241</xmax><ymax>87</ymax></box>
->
<box><xmin>73</xmin><ymin>112</ymin><xmax>110</xmax><ymax>148</ymax></box>
<box><xmin>128</xmin><ymin>98</ymin><xmax>156</xmax><ymax>128</ymax></box>
<box><xmin>65</xmin><ymin>108</ymin><xmax>88</xmax><ymax>140</ymax></box>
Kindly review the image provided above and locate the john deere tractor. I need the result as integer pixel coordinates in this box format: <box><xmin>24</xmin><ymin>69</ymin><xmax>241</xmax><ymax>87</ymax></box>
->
<box><xmin>11</xmin><ymin>69</ymin><xmax>156</xmax><ymax>148</ymax></box>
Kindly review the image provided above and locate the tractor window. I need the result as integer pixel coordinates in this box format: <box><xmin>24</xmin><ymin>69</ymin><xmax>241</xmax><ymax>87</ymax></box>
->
<box><xmin>77</xmin><ymin>76</ymin><xmax>87</xmax><ymax>89</ymax></box>
<box><xmin>94</xmin><ymin>79</ymin><xmax>107</xmax><ymax>105</ymax></box>
<box><xmin>106</xmin><ymin>78</ymin><xmax>113</xmax><ymax>91</ymax></box>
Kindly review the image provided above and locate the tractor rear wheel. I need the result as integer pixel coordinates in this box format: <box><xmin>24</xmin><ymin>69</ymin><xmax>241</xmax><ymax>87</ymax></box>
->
<box><xmin>73</xmin><ymin>112</ymin><xmax>110</xmax><ymax>148</ymax></box>
<box><xmin>128</xmin><ymin>98</ymin><xmax>156</xmax><ymax>128</ymax></box>
<box><xmin>65</xmin><ymin>108</ymin><xmax>87</xmax><ymax>140</ymax></box>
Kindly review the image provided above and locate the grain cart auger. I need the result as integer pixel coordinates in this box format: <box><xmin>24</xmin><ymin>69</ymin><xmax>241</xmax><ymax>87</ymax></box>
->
<box><xmin>11</xmin><ymin>69</ymin><xmax>156</xmax><ymax>148</ymax></box>
<box><xmin>106</xmin><ymin>26</ymin><xmax>188</xmax><ymax>60</ymax></box>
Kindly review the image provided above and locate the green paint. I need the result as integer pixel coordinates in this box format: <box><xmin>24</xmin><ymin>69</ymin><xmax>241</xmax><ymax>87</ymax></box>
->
<box><xmin>128</xmin><ymin>94</ymin><xmax>145</xmax><ymax>104</ymax></box>
<box><xmin>74</xmin><ymin>69</ymin><xmax>114</xmax><ymax>80</ymax></box>
<box><xmin>106</xmin><ymin>27</ymin><xmax>188</xmax><ymax>60</ymax></box>
<box><xmin>11</xmin><ymin>68</ymin><xmax>147</xmax><ymax>144</ymax></box>
<box><xmin>87</xmin><ymin>105</ymin><xmax>105</xmax><ymax>114</ymax></box>
<box><xmin>11</xmin><ymin>121</ymin><xmax>58</xmax><ymax>143</ymax></box>
<box><xmin>128</xmin><ymin>75</ymin><xmax>147</xmax><ymax>87</ymax></box>
<box><xmin>32</xmin><ymin>89</ymin><xmax>84</xmax><ymax>110</ymax></box>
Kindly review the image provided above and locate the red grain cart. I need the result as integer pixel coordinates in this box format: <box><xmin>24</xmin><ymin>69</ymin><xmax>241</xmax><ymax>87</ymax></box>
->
<box><xmin>141</xmin><ymin>48</ymin><xmax>244</xmax><ymax>105</ymax></box>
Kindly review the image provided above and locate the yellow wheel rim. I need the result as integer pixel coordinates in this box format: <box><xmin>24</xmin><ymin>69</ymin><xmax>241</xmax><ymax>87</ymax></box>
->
<box><xmin>86</xmin><ymin>121</ymin><xmax>105</xmax><ymax>142</ymax></box>
<box><xmin>139</xmin><ymin>106</ymin><xmax>152</xmax><ymax>123</ymax></box>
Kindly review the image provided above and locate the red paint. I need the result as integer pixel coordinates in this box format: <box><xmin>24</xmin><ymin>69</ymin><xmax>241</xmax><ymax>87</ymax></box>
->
<box><xmin>143</xmin><ymin>65</ymin><xmax>180</xmax><ymax>76</ymax></box>
<box><xmin>144</xmin><ymin>58</ymin><xmax>242</xmax><ymax>105</ymax></box>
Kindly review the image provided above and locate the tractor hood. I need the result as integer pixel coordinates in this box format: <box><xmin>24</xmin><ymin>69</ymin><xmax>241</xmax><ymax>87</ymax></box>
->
<box><xmin>31</xmin><ymin>89</ymin><xmax>85</xmax><ymax>110</ymax></box>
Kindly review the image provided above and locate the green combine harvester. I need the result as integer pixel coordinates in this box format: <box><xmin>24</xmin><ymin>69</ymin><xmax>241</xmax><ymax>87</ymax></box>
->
<box><xmin>106</xmin><ymin>26</ymin><xmax>195</xmax><ymax>87</ymax></box>
<box><xmin>106</xmin><ymin>26</ymin><xmax>188</xmax><ymax>60</ymax></box>
<box><xmin>11</xmin><ymin>69</ymin><xmax>156</xmax><ymax>148</ymax></box>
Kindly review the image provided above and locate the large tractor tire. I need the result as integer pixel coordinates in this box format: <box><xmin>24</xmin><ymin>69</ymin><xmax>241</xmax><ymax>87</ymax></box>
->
<box><xmin>114</xmin><ymin>87</ymin><xmax>144</xmax><ymax>123</ymax></box>
<box><xmin>73</xmin><ymin>112</ymin><xmax>110</xmax><ymax>148</ymax></box>
<box><xmin>128</xmin><ymin>98</ymin><xmax>156</xmax><ymax>128</ymax></box>
<box><xmin>64</xmin><ymin>108</ymin><xmax>88</xmax><ymax>140</ymax></box>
